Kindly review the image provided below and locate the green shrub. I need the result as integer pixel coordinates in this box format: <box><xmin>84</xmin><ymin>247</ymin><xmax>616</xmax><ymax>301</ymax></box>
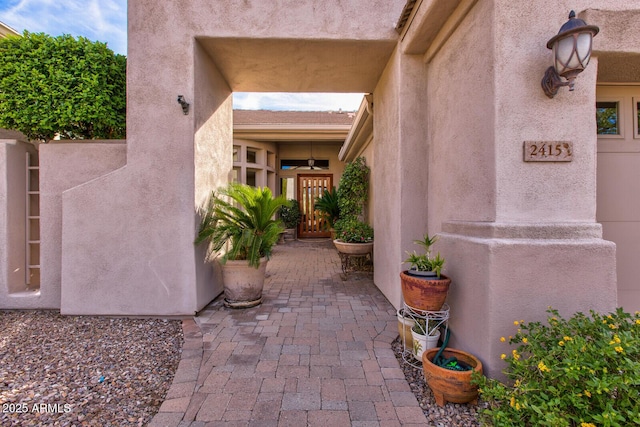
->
<box><xmin>0</xmin><ymin>31</ymin><xmax>126</xmax><ymax>142</ymax></box>
<box><xmin>337</xmin><ymin>156</ymin><xmax>369</xmax><ymax>219</ymax></box>
<box><xmin>473</xmin><ymin>307</ymin><xmax>640</xmax><ymax>427</ymax></box>
<box><xmin>333</xmin><ymin>217</ymin><xmax>373</xmax><ymax>243</ymax></box>
<box><xmin>278</xmin><ymin>199</ymin><xmax>301</xmax><ymax>229</ymax></box>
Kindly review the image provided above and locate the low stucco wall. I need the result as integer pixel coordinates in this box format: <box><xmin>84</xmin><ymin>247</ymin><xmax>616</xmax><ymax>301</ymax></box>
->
<box><xmin>39</xmin><ymin>141</ymin><xmax>127</xmax><ymax>309</ymax></box>
<box><xmin>0</xmin><ymin>139</ymin><xmax>36</xmax><ymax>308</ymax></box>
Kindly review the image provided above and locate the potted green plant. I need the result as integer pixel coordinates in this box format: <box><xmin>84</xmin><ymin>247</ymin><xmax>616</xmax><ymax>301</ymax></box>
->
<box><xmin>411</xmin><ymin>318</ymin><xmax>441</xmax><ymax>360</ymax></box>
<box><xmin>400</xmin><ymin>233</ymin><xmax>451</xmax><ymax>311</ymax></box>
<box><xmin>314</xmin><ymin>187</ymin><xmax>340</xmax><ymax>238</ymax></box>
<box><xmin>333</xmin><ymin>157</ymin><xmax>373</xmax><ymax>255</ymax></box>
<box><xmin>278</xmin><ymin>199</ymin><xmax>301</xmax><ymax>241</ymax></box>
<box><xmin>333</xmin><ymin>217</ymin><xmax>373</xmax><ymax>255</ymax></box>
<box><xmin>195</xmin><ymin>183</ymin><xmax>287</xmax><ymax>308</ymax></box>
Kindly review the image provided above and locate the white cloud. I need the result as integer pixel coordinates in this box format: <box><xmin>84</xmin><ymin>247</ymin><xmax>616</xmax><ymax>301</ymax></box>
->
<box><xmin>0</xmin><ymin>0</ymin><xmax>127</xmax><ymax>54</ymax></box>
<box><xmin>233</xmin><ymin>92</ymin><xmax>365</xmax><ymax>112</ymax></box>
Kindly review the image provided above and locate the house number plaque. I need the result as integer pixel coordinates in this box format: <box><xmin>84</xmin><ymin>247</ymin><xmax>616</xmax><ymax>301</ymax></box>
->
<box><xmin>523</xmin><ymin>141</ymin><xmax>573</xmax><ymax>162</ymax></box>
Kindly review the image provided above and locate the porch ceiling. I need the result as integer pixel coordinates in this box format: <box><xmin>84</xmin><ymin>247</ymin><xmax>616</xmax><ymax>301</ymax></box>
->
<box><xmin>198</xmin><ymin>38</ymin><xmax>397</xmax><ymax>92</ymax></box>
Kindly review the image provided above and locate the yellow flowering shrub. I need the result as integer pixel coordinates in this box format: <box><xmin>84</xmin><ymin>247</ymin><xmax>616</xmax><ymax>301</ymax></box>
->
<box><xmin>472</xmin><ymin>308</ymin><xmax>640</xmax><ymax>426</ymax></box>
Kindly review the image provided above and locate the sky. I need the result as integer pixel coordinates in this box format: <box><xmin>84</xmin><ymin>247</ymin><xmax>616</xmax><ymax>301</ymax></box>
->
<box><xmin>0</xmin><ymin>0</ymin><xmax>364</xmax><ymax>111</ymax></box>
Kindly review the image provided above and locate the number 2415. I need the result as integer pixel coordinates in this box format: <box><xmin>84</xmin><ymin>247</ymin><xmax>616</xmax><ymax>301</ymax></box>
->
<box><xmin>529</xmin><ymin>142</ymin><xmax>571</xmax><ymax>157</ymax></box>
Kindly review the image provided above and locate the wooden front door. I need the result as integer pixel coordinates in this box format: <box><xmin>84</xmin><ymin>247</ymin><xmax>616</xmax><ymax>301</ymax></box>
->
<box><xmin>297</xmin><ymin>174</ymin><xmax>332</xmax><ymax>238</ymax></box>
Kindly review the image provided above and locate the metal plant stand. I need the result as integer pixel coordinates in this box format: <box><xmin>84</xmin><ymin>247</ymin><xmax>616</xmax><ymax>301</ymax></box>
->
<box><xmin>337</xmin><ymin>251</ymin><xmax>373</xmax><ymax>274</ymax></box>
<box><xmin>400</xmin><ymin>302</ymin><xmax>450</xmax><ymax>368</ymax></box>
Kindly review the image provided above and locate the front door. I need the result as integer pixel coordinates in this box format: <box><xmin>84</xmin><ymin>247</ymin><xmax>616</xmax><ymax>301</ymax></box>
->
<box><xmin>297</xmin><ymin>174</ymin><xmax>332</xmax><ymax>238</ymax></box>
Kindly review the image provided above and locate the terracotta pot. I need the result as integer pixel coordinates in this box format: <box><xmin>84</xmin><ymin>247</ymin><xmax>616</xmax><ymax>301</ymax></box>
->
<box><xmin>400</xmin><ymin>271</ymin><xmax>451</xmax><ymax>311</ymax></box>
<box><xmin>221</xmin><ymin>258</ymin><xmax>267</xmax><ymax>308</ymax></box>
<box><xmin>422</xmin><ymin>348</ymin><xmax>483</xmax><ymax>407</ymax></box>
<box><xmin>333</xmin><ymin>240</ymin><xmax>373</xmax><ymax>255</ymax></box>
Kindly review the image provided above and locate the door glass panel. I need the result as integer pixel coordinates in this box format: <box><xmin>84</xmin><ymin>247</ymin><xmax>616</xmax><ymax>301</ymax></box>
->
<box><xmin>636</xmin><ymin>101</ymin><xmax>640</xmax><ymax>137</ymax></box>
<box><xmin>596</xmin><ymin>101</ymin><xmax>619</xmax><ymax>135</ymax></box>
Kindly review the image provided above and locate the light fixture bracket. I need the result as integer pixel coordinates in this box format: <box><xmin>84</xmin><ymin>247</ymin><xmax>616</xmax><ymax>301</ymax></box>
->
<box><xmin>541</xmin><ymin>66</ymin><xmax>571</xmax><ymax>98</ymax></box>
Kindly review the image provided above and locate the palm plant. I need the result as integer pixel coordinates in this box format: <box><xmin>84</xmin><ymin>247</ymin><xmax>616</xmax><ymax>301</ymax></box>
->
<box><xmin>195</xmin><ymin>183</ymin><xmax>287</xmax><ymax>268</ymax></box>
<box><xmin>314</xmin><ymin>187</ymin><xmax>340</xmax><ymax>229</ymax></box>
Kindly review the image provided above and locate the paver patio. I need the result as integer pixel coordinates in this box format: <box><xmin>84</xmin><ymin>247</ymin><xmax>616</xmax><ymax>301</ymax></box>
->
<box><xmin>150</xmin><ymin>239</ymin><xmax>427</xmax><ymax>426</ymax></box>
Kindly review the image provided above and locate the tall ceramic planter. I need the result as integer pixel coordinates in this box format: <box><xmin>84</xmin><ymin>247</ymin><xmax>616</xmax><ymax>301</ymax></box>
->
<box><xmin>400</xmin><ymin>271</ymin><xmax>451</xmax><ymax>311</ymax></box>
<box><xmin>422</xmin><ymin>348</ymin><xmax>483</xmax><ymax>407</ymax></box>
<box><xmin>221</xmin><ymin>257</ymin><xmax>268</xmax><ymax>308</ymax></box>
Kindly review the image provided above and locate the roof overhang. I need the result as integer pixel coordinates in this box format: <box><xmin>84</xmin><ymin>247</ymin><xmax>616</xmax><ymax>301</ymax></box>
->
<box><xmin>233</xmin><ymin>124</ymin><xmax>352</xmax><ymax>143</ymax></box>
<box><xmin>198</xmin><ymin>38</ymin><xmax>397</xmax><ymax>93</ymax></box>
<box><xmin>339</xmin><ymin>94</ymin><xmax>373</xmax><ymax>161</ymax></box>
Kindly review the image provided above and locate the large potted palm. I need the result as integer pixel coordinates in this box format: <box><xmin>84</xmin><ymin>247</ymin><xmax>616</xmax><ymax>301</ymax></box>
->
<box><xmin>195</xmin><ymin>183</ymin><xmax>287</xmax><ymax>308</ymax></box>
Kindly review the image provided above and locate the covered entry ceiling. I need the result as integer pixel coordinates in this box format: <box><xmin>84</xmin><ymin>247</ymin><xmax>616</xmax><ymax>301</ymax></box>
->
<box><xmin>198</xmin><ymin>38</ymin><xmax>397</xmax><ymax>92</ymax></box>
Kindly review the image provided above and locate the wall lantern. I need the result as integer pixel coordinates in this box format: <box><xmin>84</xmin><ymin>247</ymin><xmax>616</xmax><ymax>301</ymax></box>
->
<box><xmin>307</xmin><ymin>142</ymin><xmax>315</xmax><ymax>169</ymax></box>
<box><xmin>541</xmin><ymin>10</ymin><xmax>599</xmax><ymax>98</ymax></box>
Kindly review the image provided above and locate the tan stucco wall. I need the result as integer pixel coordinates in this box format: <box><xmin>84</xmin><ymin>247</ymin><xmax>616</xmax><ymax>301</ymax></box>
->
<box><xmin>51</xmin><ymin>0</ymin><xmax>402</xmax><ymax>316</ymax></box>
<box><xmin>0</xmin><ymin>140</ymin><xmax>35</xmax><ymax>307</ymax></box>
<box><xmin>39</xmin><ymin>141</ymin><xmax>127</xmax><ymax>309</ymax></box>
<box><xmin>3</xmin><ymin>0</ymin><xmax>632</xmax><ymax>379</ymax></box>
<box><xmin>372</xmin><ymin>47</ymin><xmax>430</xmax><ymax>308</ymax></box>
<box><xmin>409</xmin><ymin>0</ymin><xmax>620</xmax><ymax>377</ymax></box>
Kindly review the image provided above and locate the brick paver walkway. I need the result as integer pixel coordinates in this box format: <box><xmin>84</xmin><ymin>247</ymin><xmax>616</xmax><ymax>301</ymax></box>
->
<box><xmin>150</xmin><ymin>239</ymin><xmax>427</xmax><ymax>426</ymax></box>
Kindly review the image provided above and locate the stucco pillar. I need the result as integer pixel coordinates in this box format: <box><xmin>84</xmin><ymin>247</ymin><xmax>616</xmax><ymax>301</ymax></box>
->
<box><xmin>58</xmin><ymin>33</ymin><xmax>231</xmax><ymax>315</ymax></box>
<box><xmin>373</xmin><ymin>48</ymin><xmax>430</xmax><ymax>310</ymax></box>
<box><xmin>0</xmin><ymin>140</ymin><xmax>28</xmax><ymax>300</ymax></box>
<box><xmin>422</xmin><ymin>1</ymin><xmax>616</xmax><ymax>377</ymax></box>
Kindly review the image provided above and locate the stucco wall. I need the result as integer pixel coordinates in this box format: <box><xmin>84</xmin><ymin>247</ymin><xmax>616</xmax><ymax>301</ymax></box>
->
<box><xmin>39</xmin><ymin>141</ymin><xmax>127</xmax><ymax>309</ymax></box>
<box><xmin>0</xmin><ymin>140</ymin><xmax>32</xmax><ymax>306</ymax></box>
<box><xmin>416</xmin><ymin>0</ymin><xmax>619</xmax><ymax>377</ymax></box>
<box><xmin>56</xmin><ymin>0</ymin><xmax>406</xmax><ymax>315</ymax></box>
<box><xmin>373</xmin><ymin>48</ymin><xmax>430</xmax><ymax>308</ymax></box>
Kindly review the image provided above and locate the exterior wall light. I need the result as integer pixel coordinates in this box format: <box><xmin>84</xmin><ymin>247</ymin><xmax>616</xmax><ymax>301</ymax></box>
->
<box><xmin>177</xmin><ymin>95</ymin><xmax>190</xmax><ymax>115</ymax></box>
<box><xmin>541</xmin><ymin>11</ymin><xmax>599</xmax><ymax>98</ymax></box>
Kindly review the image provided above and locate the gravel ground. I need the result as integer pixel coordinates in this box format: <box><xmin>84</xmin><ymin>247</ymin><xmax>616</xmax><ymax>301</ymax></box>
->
<box><xmin>391</xmin><ymin>336</ymin><xmax>483</xmax><ymax>427</ymax></box>
<box><xmin>0</xmin><ymin>310</ymin><xmax>183</xmax><ymax>427</ymax></box>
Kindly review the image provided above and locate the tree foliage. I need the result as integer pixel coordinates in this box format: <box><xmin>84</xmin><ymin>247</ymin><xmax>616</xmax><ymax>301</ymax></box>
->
<box><xmin>0</xmin><ymin>31</ymin><xmax>126</xmax><ymax>142</ymax></box>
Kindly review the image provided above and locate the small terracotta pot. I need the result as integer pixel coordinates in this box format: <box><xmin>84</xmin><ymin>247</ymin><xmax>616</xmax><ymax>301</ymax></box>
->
<box><xmin>400</xmin><ymin>271</ymin><xmax>451</xmax><ymax>311</ymax></box>
<box><xmin>422</xmin><ymin>347</ymin><xmax>483</xmax><ymax>407</ymax></box>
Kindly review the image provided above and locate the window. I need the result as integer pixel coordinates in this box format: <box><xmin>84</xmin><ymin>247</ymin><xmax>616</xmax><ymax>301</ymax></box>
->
<box><xmin>246</xmin><ymin>149</ymin><xmax>257</xmax><ymax>164</ymax></box>
<box><xmin>246</xmin><ymin>169</ymin><xmax>257</xmax><ymax>187</ymax></box>
<box><xmin>596</xmin><ymin>101</ymin><xmax>619</xmax><ymax>135</ymax></box>
<box><xmin>233</xmin><ymin>145</ymin><xmax>240</xmax><ymax>162</ymax></box>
